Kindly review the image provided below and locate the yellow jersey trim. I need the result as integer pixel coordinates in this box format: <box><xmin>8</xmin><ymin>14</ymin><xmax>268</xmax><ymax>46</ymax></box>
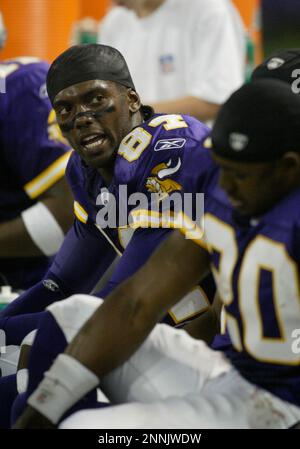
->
<box><xmin>128</xmin><ymin>209</ymin><xmax>178</xmax><ymax>229</ymax></box>
<box><xmin>24</xmin><ymin>150</ymin><xmax>72</xmax><ymax>199</ymax></box>
<box><xmin>74</xmin><ymin>201</ymin><xmax>88</xmax><ymax>224</ymax></box>
<box><xmin>176</xmin><ymin>212</ymin><xmax>207</xmax><ymax>250</ymax></box>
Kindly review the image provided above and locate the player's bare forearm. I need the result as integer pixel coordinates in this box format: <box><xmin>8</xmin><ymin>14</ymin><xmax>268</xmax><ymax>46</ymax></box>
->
<box><xmin>66</xmin><ymin>230</ymin><xmax>210</xmax><ymax>378</ymax></box>
<box><xmin>14</xmin><ymin>406</ymin><xmax>56</xmax><ymax>429</ymax></box>
<box><xmin>0</xmin><ymin>217</ymin><xmax>42</xmax><ymax>257</ymax></box>
<box><xmin>40</xmin><ymin>177</ymin><xmax>74</xmax><ymax>233</ymax></box>
<box><xmin>151</xmin><ymin>96</ymin><xmax>221</xmax><ymax>122</ymax></box>
<box><xmin>0</xmin><ymin>178</ymin><xmax>73</xmax><ymax>257</ymax></box>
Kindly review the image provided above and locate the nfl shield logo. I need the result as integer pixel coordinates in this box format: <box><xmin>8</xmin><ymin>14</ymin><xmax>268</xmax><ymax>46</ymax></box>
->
<box><xmin>159</xmin><ymin>54</ymin><xmax>175</xmax><ymax>73</ymax></box>
<box><xmin>229</xmin><ymin>133</ymin><xmax>249</xmax><ymax>151</ymax></box>
<box><xmin>267</xmin><ymin>57</ymin><xmax>285</xmax><ymax>70</ymax></box>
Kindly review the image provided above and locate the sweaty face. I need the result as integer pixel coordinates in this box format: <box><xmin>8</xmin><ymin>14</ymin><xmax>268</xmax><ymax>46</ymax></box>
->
<box><xmin>53</xmin><ymin>80</ymin><xmax>136</xmax><ymax>169</ymax></box>
<box><xmin>212</xmin><ymin>154</ymin><xmax>285</xmax><ymax>217</ymax></box>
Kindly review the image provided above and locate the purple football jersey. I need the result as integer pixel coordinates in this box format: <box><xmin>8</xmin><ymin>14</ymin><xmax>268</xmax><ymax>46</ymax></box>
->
<box><xmin>58</xmin><ymin>113</ymin><xmax>215</xmax><ymax>325</ymax></box>
<box><xmin>184</xmin><ymin>149</ymin><xmax>300</xmax><ymax>407</ymax></box>
<box><xmin>3</xmin><ymin>114</ymin><xmax>216</xmax><ymax>329</ymax></box>
<box><xmin>0</xmin><ymin>58</ymin><xmax>71</xmax><ymax>288</ymax></box>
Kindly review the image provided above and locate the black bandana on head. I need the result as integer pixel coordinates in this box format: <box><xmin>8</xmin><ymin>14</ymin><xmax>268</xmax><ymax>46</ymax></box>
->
<box><xmin>252</xmin><ymin>48</ymin><xmax>300</xmax><ymax>86</ymax></box>
<box><xmin>47</xmin><ymin>44</ymin><xmax>136</xmax><ymax>104</ymax></box>
<box><xmin>212</xmin><ymin>79</ymin><xmax>300</xmax><ymax>163</ymax></box>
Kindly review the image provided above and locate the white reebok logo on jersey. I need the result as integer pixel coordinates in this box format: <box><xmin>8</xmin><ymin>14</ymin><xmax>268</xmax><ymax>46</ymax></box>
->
<box><xmin>229</xmin><ymin>133</ymin><xmax>249</xmax><ymax>151</ymax></box>
<box><xmin>154</xmin><ymin>138</ymin><xmax>186</xmax><ymax>151</ymax></box>
<box><xmin>42</xmin><ymin>279</ymin><xmax>60</xmax><ymax>292</ymax></box>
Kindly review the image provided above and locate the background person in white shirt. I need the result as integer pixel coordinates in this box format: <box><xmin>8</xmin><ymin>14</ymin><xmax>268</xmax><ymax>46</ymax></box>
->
<box><xmin>98</xmin><ymin>0</ymin><xmax>246</xmax><ymax>122</ymax></box>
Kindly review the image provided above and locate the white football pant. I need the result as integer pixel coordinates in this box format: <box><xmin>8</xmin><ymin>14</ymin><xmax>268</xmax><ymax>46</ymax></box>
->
<box><xmin>44</xmin><ymin>294</ymin><xmax>300</xmax><ymax>429</ymax></box>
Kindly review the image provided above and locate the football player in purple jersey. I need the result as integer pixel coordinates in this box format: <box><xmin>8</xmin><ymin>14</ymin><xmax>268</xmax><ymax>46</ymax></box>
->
<box><xmin>0</xmin><ymin>44</ymin><xmax>218</xmax><ymax>428</ymax></box>
<box><xmin>0</xmin><ymin>44</ymin><xmax>215</xmax><ymax>330</ymax></box>
<box><xmin>15</xmin><ymin>78</ymin><xmax>300</xmax><ymax>429</ymax></box>
<box><xmin>0</xmin><ymin>16</ymin><xmax>74</xmax><ymax>290</ymax></box>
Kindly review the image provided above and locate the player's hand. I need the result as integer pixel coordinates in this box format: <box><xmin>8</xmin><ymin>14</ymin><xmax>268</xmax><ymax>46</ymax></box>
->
<box><xmin>13</xmin><ymin>406</ymin><xmax>56</xmax><ymax>429</ymax></box>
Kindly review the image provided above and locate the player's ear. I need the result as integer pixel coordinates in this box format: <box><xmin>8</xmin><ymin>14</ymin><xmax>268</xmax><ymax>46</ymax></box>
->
<box><xmin>281</xmin><ymin>151</ymin><xmax>300</xmax><ymax>167</ymax></box>
<box><xmin>127</xmin><ymin>88</ymin><xmax>141</xmax><ymax>113</ymax></box>
<box><xmin>279</xmin><ymin>151</ymin><xmax>300</xmax><ymax>179</ymax></box>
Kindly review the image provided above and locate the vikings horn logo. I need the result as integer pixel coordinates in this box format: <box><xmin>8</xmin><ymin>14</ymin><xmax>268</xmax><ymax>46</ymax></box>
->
<box><xmin>146</xmin><ymin>158</ymin><xmax>182</xmax><ymax>199</ymax></box>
